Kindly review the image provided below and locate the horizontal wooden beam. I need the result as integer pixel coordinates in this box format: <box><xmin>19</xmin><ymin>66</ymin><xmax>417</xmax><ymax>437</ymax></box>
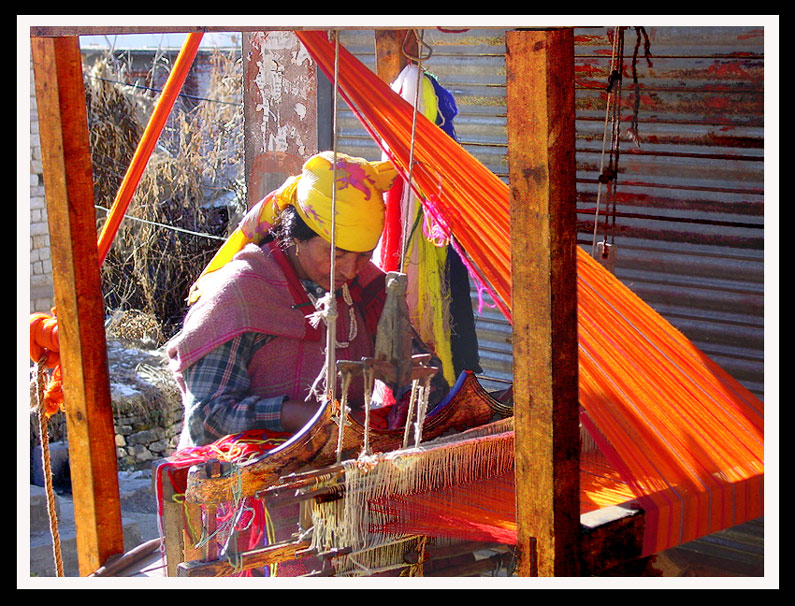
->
<box><xmin>579</xmin><ymin>504</ymin><xmax>645</xmax><ymax>575</ymax></box>
<box><xmin>177</xmin><ymin>539</ymin><xmax>312</xmax><ymax>577</ymax></box>
<box><xmin>29</xmin><ymin>25</ymin><xmax>487</xmax><ymax>37</ymax></box>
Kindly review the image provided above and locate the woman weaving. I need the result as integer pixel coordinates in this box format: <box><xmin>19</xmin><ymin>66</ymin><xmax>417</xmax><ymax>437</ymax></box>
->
<box><xmin>167</xmin><ymin>151</ymin><xmax>447</xmax><ymax>448</ymax></box>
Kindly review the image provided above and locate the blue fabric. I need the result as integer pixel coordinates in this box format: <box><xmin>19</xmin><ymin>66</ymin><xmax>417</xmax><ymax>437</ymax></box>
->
<box><xmin>428</xmin><ymin>73</ymin><xmax>459</xmax><ymax>140</ymax></box>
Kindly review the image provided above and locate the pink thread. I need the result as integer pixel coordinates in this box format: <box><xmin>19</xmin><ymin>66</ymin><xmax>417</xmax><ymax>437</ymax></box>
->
<box><xmin>421</xmin><ymin>194</ymin><xmax>497</xmax><ymax>315</ymax></box>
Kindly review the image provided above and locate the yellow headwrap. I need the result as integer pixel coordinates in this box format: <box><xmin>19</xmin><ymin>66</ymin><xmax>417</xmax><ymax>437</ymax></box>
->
<box><xmin>188</xmin><ymin>151</ymin><xmax>398</xmax><ymax>304</ymax></box>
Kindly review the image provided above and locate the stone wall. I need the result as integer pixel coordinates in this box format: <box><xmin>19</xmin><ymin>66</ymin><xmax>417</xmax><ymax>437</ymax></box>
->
<box><xmin>109</xmin><ymin>340</ymin><xmax>184</xmax><ymax>470</ymax></box>
<box><xmin>30</xmin><ymin>340</ymin><xmax>184</xmax><ymax>477</ymax></box>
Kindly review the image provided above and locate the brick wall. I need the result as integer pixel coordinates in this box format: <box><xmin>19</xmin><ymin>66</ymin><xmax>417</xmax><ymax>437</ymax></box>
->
<box><xmin>29</xmin><ymin>57</ymin><xmax>54</xmax><ymax>314</ymax></box>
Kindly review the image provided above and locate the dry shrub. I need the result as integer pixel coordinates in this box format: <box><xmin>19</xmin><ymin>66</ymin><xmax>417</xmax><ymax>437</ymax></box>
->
<box><xmin>85</xmin><ymin>48</ymin><xmax>246</xmax><ymax>343</ymax></box>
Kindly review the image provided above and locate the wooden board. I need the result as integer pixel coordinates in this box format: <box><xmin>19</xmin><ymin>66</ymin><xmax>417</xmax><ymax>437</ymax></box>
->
<box><xmin>31</xmin><ymin>35</ymin><xmax>125</xmax><ymax>576</ymax></box>
<box><xmin>507</xmin><ymin>28</ymin><xmax>581</xmax><ymax>577</ymax></box>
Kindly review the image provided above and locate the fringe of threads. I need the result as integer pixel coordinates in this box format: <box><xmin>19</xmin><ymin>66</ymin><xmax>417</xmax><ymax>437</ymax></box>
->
<box><xmin>310</xmin><ymin>422</ymin><xmax>516</xmax><ymax>572</ymax></box>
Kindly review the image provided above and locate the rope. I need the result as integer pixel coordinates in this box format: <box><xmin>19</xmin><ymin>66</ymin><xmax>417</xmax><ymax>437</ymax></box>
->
<box><xmin>592</xmin><ymin>26</ymin><xmax>624</xmax><ymax>257</ymax></box>
<box><xmin>29</xmin><ymin>36</ymin><xmax>203</xmax><ymax>576</ymax></box>
<box><xmin>627</xmin><ymin>26</ymin><xmax>653</xmax><ymax>145</ymax></box>
<box><xmin>35</xmin><ymin>358</ymin><xmax>64</xmax><ymax>577</ymax></box>
<box><xmin>591</xmin><ymin>26</ymin><xmax>653</xmax><ymax>258</ymax></box>
<box><xmin>324</xmin><ymin>30</ymin><xmax>341</xmax><ymax>408</ymax></box>
<box><xmin>94</xmin><ymin>204</ymin><xmax>226</xmax><ymax>241</ymax></box>
<box><xmin>399</xmin><ymin>29</ymin><xmax>431</xmax><ymax>273</ymax></box>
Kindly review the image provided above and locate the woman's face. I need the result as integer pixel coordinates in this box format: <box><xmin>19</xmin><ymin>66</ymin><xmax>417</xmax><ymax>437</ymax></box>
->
<box><xmin>292</xmin><ymin>237</ymin><xmax>373</xmax><ymax>292</ymax></box>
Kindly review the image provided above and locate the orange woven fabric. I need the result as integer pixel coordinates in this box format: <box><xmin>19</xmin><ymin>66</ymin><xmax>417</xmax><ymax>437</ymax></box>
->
<box><xmin>371</xmin><ymin>453</ymin><xmax>637</xmax><ymax>545</ymax></box>
<box><xmin>297</xmin><ymin>31</ymin><xmax>512</xmax><ymax>319</ymax></box>
<box><xmin>296</xmin><ymin>30</ymin><xmax>764</xmax><ymax>555</ymax></box>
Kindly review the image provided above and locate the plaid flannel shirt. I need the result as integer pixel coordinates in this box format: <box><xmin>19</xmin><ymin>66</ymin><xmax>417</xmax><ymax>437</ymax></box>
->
<box><xmin>180</xmin><ymin>331</ymin><xmax>286</xmax><ymax>445</ymax></box>
<box><xmin>179</xmin><ymin>279</ymin><xmax>330</xmax><ymax>447</ymax></box>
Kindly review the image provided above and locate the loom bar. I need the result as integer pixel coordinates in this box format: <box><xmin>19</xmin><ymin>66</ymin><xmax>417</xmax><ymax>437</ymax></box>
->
<box><xmin>30</xmin><ymin>35</ymin><xmax>125</xmax><ymax>576</ymax></box>
<box><xmin>176</xmin><ymin>539</ymin><xmax>312</xmax><ymax>577</ymax></box>
<box><xmin>506</xmin><ymin>28</ymin><xmax>581</xmax><ymax>577</ymax></box>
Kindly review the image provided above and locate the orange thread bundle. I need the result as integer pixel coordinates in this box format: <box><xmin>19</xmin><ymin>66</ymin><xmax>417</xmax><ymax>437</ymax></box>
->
<box><xmin>30</xmin><ymin>309</ymin><xmax>64</xmax><ymax>417</ymax></box>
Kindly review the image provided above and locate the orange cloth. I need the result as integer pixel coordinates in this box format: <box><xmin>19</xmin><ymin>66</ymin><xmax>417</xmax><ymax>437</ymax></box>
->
<box><xmin>296</xmin><ymin>30</ymin><xmax>764</xmax><ymax>555</ymax></box>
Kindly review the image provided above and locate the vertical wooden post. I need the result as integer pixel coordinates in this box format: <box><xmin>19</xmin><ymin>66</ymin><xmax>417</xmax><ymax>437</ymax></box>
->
<box><xmin>506</xmin><ymin>28</ymin><xmax>580</xmax><ymax>577</ymax></box>
<box><xmin>31</xmin><ymin>35</ymin><xmax>124</xmax><ymax>576</ymax></box>
<box><xmin>374</xmin><ymin>30</ymin><xmax>415</xmax><ymax>83</ymax></box>
<box><xmin>242</xmin><ymin>31</ymin><xmax>318</xmax><ymax>208</ymax></box>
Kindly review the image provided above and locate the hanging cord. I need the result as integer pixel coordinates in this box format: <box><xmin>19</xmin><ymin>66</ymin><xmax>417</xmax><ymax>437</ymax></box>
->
<box><xmin>606</xmin><ymin>28</ymin><xmax>624</xmax><ymax>249</ymax></box>
<box><xmin>320</xmin><ymin>30</ymin><xmax>342</xmax><ymax>410</ymax></box>
<box><xmin>361</xmin><ymin>364</ymin><xmax>375</xmax><ymax>457</ymax></box>
<box><xmin>627</xmin><ymin>26</ymin><xmax>653</xmax><ymax>146</ymax></box>
<box><xmin>401</xmin><ymin>379</ymin><xmax>421</xmax><ymax>449</ymax></box>
<box><xmin>592</xmin><ymin>26</ymin><xmax>625</xmax><ymax>256</ymax></box>
<box><xmin>399</xmin><ymin>29</ymin><xmax>432</xmax><ymax>273</ymax></box>
<box><xmin>399</xmin><ymin>374</ymin><xmax>433</xmax><ymax>449</ymax></box>
<box><xmin>592</xmin><ymin>26</ymin><xmax>652</xmax><ymax>257</ymax></box>
<box><xmin>335</xmin><ymin>370</ymin><xmax>354</xmax><ymax>463</ymax></box>
<box><xmin>412</xmin><ymin>376</ymin><xmax>433</xmax><ymax>447</ymax></box>
<box><xmin>306</xmin><ymin>32</ymin><xmax>345</xmax><ymax>406</ymax></box>
<box><xmin>394</xmin><ymin>30</ymin><xmax>436</xmax><ymax>451</ymax></box>
<box><xmin>34</xmin><ymin>358</ymin><xmax>64</xmax><ymax>577</ymax></box>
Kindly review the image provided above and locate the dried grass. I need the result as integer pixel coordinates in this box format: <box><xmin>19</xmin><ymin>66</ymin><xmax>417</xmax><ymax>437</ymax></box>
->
<box><xmin>85</xmin><ymin>48</ymin><xmax>246</xmax><ymax>344</ymax></box>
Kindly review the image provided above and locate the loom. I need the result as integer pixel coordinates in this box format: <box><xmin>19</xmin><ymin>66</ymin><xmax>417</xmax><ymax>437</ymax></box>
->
<box><xmin>29</xmin><ymin>26</ymin><xmax>765</xmax><ymax>579</ymax></box>
<box><xmin>149</xmin><ymin>30</ymin><xmax>764</xmax><ymax>578</ymax></box>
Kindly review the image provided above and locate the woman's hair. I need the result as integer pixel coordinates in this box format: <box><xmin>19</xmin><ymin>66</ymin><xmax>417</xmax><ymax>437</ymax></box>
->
<box><xmin>268</xmin><ymin>205</ymin><xmax>318</xmax><ymax>249</ymax></box>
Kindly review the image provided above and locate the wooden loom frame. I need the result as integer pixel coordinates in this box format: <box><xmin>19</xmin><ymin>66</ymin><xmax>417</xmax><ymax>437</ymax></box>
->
<box><xmin>29</xmin><ymin>25</ymin><xmax>650</xmax><ymax>577</ymax></box>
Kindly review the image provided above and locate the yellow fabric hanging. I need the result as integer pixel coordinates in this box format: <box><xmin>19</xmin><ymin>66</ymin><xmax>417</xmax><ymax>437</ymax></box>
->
<box><xmin>389</xmin><ymin>64</ymin><xmax>456</xmax><ymax>386</ymax></box>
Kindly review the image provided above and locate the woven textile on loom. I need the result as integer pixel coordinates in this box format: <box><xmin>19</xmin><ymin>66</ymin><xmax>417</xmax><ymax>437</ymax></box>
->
<box><xmin>296</xmin><ymin>30</ymin><xmax>764</xmax><ymax>557</ymax></box>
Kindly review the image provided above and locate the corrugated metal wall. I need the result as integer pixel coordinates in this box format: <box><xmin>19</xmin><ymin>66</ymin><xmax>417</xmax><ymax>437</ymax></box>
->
<box><xmin>332</xmin><ymin>26</ymin><xmax>765</xmax><ymax>399</ymax></box>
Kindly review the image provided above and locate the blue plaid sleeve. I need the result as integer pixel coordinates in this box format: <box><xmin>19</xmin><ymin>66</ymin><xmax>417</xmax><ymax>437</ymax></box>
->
<box><xmin>180</xmin><ymin>332</ymin><xmax>287</xmax><ymax>446</ymax></box>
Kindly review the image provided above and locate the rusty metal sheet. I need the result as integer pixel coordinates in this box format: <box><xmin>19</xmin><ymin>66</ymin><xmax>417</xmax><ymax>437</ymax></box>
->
<box><xmin>328</xmin><ymin>26</ymin><xmax>766</xmax><ymax>398</ymax></box>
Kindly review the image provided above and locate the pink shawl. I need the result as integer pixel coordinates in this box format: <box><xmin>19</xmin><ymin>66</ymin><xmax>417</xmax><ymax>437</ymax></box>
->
<box><xmin>167</xmin><ymin>241</ymin><xmax>386</xmax><ymax>403</ymax></box>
